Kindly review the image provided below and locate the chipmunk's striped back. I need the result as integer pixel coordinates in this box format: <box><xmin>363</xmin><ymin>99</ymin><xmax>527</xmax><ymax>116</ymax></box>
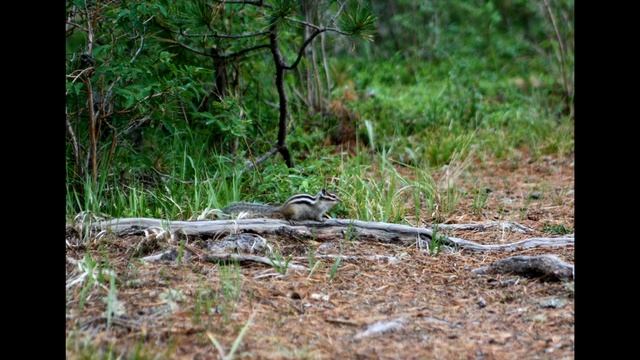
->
<box><xmin>279</xmin><ymin>189</ymin><xmax>340</xmax><ymax>221</ymax></box>
<box><xmin>282</xmin><ymin>193</ymin><xmax>317</xmax><ymax>206</ymax></box>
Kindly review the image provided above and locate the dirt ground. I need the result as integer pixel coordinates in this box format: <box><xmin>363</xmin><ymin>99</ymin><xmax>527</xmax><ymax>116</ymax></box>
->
<box><xmin>66</xmin><ymin>154</ymin><xmax>574</xmax><ymax>359</ymax></box>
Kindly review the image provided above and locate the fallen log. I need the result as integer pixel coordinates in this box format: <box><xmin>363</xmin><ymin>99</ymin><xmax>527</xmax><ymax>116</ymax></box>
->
<box><xmin>472</xmin><ymin>254</ymin><xmax>574</xmax><ymax>281</ymax></box>
<box><xmin>92</xmin><ymin>218</ymin><xmax>574</xmax><ymax>252</ymax></box>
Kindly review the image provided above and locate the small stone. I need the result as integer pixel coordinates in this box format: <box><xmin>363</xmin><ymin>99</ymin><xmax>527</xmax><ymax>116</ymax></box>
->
<box><xmin>529</xmin><ymin>192</ymin><xmax>542</xmax><ymax>200</ymax></box>
<box><xmin>501</xmin><ymin>197</ymin><xmax>514</xmax><ymax>205</ymax></box>
<box><xmin>310</xmin><ymin>293</ymin><xmax>329</xmax><ymax>302</ymax></box>
<box><xmin>539</xmin><ymin>297</ymin><xmax>567</xmax><ymax>309</ymax></box>
<box><xmin>532</xmin><ymin>314</ymin><xmax>547</xmax><ymax>323</ymax></box>
<box><xmin>488</xmin><ymin>332</ymin><xmax>512</xmax><ymax>345</ymax></box>
<box><xmin>159</xmin><ymin>249</ymin><xmax>178</xmax><ymax>261</ymax></box>
<box><xmin>563</xmin><ymin>282</ymin><xmax>575</xmax><ymax>293</ymax></box>
<box><xmin>499</xmin><ymin>278</ymin><xmax>519</xmax><ymax>287</ymax></box>
<box><xmin>477</xmin><ymin>297</ymin><xmax>487</xmax><ymax>308</ymax></box>
<box><xmin>317</xmin><ymin>242</ymin><xmax>336</xmax><ymax>253</ymax></box>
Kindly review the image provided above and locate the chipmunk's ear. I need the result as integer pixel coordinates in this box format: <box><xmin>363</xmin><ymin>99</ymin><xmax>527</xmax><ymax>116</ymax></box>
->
<box><xmin>321</xmin><ymin>188</ymin><xmax>327</xmax><ymax>194</ymax></box>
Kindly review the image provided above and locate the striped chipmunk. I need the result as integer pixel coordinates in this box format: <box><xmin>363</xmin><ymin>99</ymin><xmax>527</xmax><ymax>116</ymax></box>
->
<box><xmin>222</xmin><ymin>189</ymin><xmax>341</xmax><ymax>221</ymax></box>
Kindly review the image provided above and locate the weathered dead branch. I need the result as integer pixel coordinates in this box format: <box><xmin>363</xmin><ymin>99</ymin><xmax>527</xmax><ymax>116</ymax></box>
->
<box><xmin>93</xmin><ymin>218</ymin><xmax>574</xmax><ymax>252</ymax></box>
<box><xmin>296</xmin><ymin>254</ymin><xmax>400</xmax><ymax>264</ymax></box>
<box><xmin>472</xmin><ymin>254</ymin><xmax>574</xmax><ymax>281</ymax></box>
<box><xmin>141</xmin><ymin>248</ymin><xmax>307</xmax><ymax>271</ymax></box>
<box><xmin>245</xmin><ymin>146</ymin><xmax>279</xmax><ymax>170</ymax></box>
<box><xmin>354</xmin><ymin>317</ymin><xmax>407</xmax><ymax>340</ymax></box>
<box><xmin>445</xmin><ymin>235</ymin><xmax>574</xmax><ymax>252</ymax></box>
<box><xmin>204</xmin><ymin>253</ymin><xmax>307</xmax><ymax>271</ymax></box>
<box><xmin>434</xmin><ymin>221</ymin><xmax>534</xmax><ymax>233</ymax></box>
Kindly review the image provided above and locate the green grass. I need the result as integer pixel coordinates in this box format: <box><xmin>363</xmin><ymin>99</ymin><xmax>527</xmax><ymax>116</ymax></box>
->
<box><xmin>66</xmin><ymin>55</ymin><xmax>573</xmax><ymax>225</ymax></box>
<box><xmin>328</xmin><ymin>256</ymin><xmax>342</xmax><ymax>282</ymax></box>
<box><xmin>429</xmin><ymin>225</ymin><xmax>445</xmax><ymax>256</ymax></box>
<box><xmin>207</xmin><ymin>312</ymin><xmax>254</xmax><ymax>360</ymax></box>
<box><xmin>328</xmin><ymin>240</ymin><xmax>344</xmax><ymax>282</ymax></box>
<box><xmin>472</xmin><ymin>187</ymin><xmax>490</xmax><ymax>216</ymax></box>
<box><xmin>306</xmin><ymin>246</ymin><xmax>323</xmax><ymax>278</ymax></box>
<box><xmin>104</xmin><ymin>275</ymin><xmax>124</xmax><ymax>330</ymax></box>
<box><xmin>267</xmin><ymin>247</ymin><xmax>294</xmax><ymax>275</ymax></box>
<box><xmin>67</xmin><ymin>4</ymin><xmax>573</xmax><ymax>358</ymax></box>
<box><xmin>66</xmin><ymin>336</ymin><xmax>166</xmax><ymax>360</ymax></box>
<box><xmin>218</xmin><ymin>263</ymin><xmax>243</xmax><ymax>321</ymax></box>
<box><xmin>192</xmin><ymin>286</ymin><xmax>217</xmax><ymax>326</ymax></box>
<box><xmin>543</xmin><ymin>223</ymin><xmax>573</xmax><ymax>235</ymax></box>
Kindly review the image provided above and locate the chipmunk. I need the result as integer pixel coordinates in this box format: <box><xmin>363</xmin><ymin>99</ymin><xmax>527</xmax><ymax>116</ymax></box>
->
<box><xmin>222</xmin><ymin>189</ymin><xmax>340</xmax><ymax>221</ymax></box>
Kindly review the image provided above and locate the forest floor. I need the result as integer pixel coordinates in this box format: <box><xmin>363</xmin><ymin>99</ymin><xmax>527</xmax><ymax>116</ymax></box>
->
<box><xmin>66</xmin><ymin>153</ymin><xmax>574</xmax><ymax>359</ymax></box>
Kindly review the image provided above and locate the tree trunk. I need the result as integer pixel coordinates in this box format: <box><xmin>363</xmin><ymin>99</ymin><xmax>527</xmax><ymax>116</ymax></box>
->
<box><xmin>269</xmin><ymin>26</ymin><xmax>294</xmax><ymax>168</ymax></box>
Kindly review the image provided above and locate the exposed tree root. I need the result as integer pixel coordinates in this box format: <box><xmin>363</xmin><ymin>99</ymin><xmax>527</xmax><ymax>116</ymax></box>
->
<box><xmin>472</xmin><ymin>254</ymin><xmax>574</xmax><ymax>281</ymax></box>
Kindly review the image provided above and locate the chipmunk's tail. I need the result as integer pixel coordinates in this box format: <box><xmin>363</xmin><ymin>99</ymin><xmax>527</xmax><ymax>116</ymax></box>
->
<box><xmin>221</xmin><ymin>202</ymin><xmax>279</xmax><ymax>218</ymax></box>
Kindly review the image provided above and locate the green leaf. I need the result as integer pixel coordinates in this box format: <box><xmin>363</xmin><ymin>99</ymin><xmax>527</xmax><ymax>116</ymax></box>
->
<box><xmin>339</xmin><ymin>2</ymin><xmax>377</xmax><ymax>41</ymax></box>
<box><xmin>268</xmin><ymin>0</ymin><xmax>297</xmax><ymax>25</ymax></box>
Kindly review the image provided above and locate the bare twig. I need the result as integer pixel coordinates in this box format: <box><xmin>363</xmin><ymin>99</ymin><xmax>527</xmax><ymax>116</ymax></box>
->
<box><xmin>166</xmin><ymin>38</ymin><xmax>270</xmax><ymax>60</ymax></box>
<box><xmin>283</xmin><ymin>26</ymin><xmax>349</xmax><ymax>70</ymax></box>
<box><xmin>245</xmin><ymin>146</ymin><xmax>279</xmax><ymax>170</ymax></box>
<box><xmin>433</xmin><ymin>221</ymin><xmax>534</xmax><ymax>233</ymax></box>
<box><xmin>102</xmin><ymin>76</ymin><xmax>121</xmax><ymax>114</ymax></box>
<box><xmin>126</xmin><ymin>17</ymin><xmax>152</xmax><ymax>64</ymax></box>
<box><xmin>155</xmin><ymin>18</ymin><xmax>271</xmax><ymax>59</ymax></box>
<box><xmin>66</xmin><ymin>20</ymin><xmax>88</xmax><ymax>33</ymax></box>
<box><xmin>330</xmin><ymin>1</ymin><xmax>347</xmax><ymax>26</ymax></box>
<box><xmin>542</xmin><ymin>0</ymin><xmax>573</xmax><ymax>116</ymax></box>
<box><xmin>85</xmin><ymin>79</ymin><xmax>98</xmax><ymax>183</ymax></box>
<box><xmin>68</xmin><ymin>67</ymin><xmax>95</xmax><ymax>83</ymax></box>
<box><xmin>285</xmin><ymin>17</ymin><xmax>349</xmax><ymax>36</ymax></box>
<box><xmin>121</xmin><ymin>115</ymin><xmax>151</xmax><ymax>134</ymax></box>
<box><xmin>79</xmin><ymin>0</ymin><xmax>99</xmax><ymax>182</ymax></box>
<box><xmin>178</xmin><ymin>29</ymin><xmax>270</xmax><ymax>39</ymax></box>
<box><xmin>354</xmin><ymin>317</ymin><xmax>407</xmax><ymax>340</ymax></box>
<box><xmin>205</xmin><ymin>253</ymin><xmax>307</xmax><ymax>271</ymax></box>
<box><xmin>66</xmin><ymin>110</ymin><xmax>81</xmax><ymax>171</ymax></box>
<box><xmin>218</xmin><ymin>44</ymin><xmax>271</xmax><ymax>60</ymax></box>
<box><xmin>83</xmin><ymin>0</ymin><xmax>94</xmax><ymax>54</ymax></box>
<box><xmin>66</xmin><ymin>272</ymin><xmax>88</xmax><ymax>289</ymax></box>
<box><xmin>179</xmin><ymin>101</ymin><xmax>189</xmax><ymax>124</ymax></box>
<box><xmin>542</xmin><ymin>0</ymin><xmax>568</xmax><ymax>84</ymax></box>
<box><xmin>325</xmin><ymin>318</ymin><xmax>360</xmax><ymax>326</ymax></box>
<box><xmin>296</xmin><ymin>254</ymin><xmax>399</xmax><ymax>264</ymax></box>
<box><xmin>163</xmin><ymin>38</ymin><xmax>210</xmax><ymax>56</ymax></box>
<box><xmin>291</xmin><ymin>85</ymin><xmax>310</xmax><ymax>107</ymax></box>
<box><xmin>283</xmin><ymin>29</ymin><xmax>325</xmax><ymax>70</ymax></box>
<box><xmin>150</xmin><ymin>167</ymin><xmax>194</xmax><ymax>184</ymax></box>
<box><xmin>320</xmin><ymin>31</ymin><xmax>332</xmax><ymax>94</ymax></box>
<box><xmin>130</xmin><ymin>34</ymin><xmax>145</xmax><ymax>63</ymax></box>
<box><xmin>141</xmin><ymin>248</ymin><xmax>307</xmax><ymax>271</ymax></box>
<box><xmin>215</xmin><ymin>0</ymin><xmax>271</xmax><ymax>8</ymax></box>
